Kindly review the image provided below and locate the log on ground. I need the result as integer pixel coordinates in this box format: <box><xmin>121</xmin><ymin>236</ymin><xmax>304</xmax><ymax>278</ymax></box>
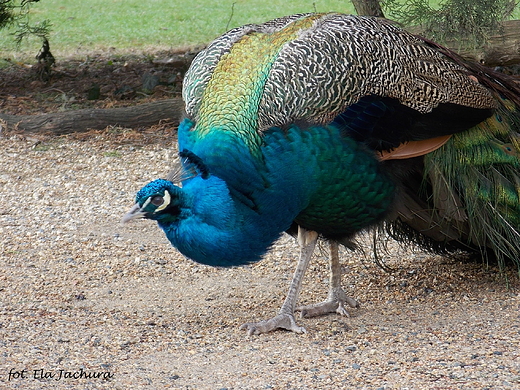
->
<box><xmin>0</xmin><ymin>98</ymin><xmax>184</xmax><ymax>135</ymax></box>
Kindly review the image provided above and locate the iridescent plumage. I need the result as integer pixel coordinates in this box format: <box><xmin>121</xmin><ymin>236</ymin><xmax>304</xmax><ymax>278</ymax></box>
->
<box><xmin>124</xmin><ymin>13</ymin><xmax>520</xmax><ymax>334</ymax></box>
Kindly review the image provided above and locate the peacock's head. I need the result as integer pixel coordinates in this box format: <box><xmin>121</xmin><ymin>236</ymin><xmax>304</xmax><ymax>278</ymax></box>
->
<box><xmin>123</xmin><ymin>149</ymin><xmax>214</xmax><ymax>226</ymax></box>
<box><xmin>122</xmin><ymin>179</ymin><xmax>185</xmax><ymax>224</ymax></box>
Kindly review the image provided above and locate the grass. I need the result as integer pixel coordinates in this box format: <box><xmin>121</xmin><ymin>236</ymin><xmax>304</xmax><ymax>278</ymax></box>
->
<box><xmin>0</xmin><ymin>0</ymin><xmax>354</xmax><ymax>59</ymax></box>
<box><xmin>0</xmin><ymin>1</ymin><xmax>518</xmax><ymax>60</ymax></box>
<box><xmin>103</xmin><ymin>150</ymin><xmax>122</xmax><ymax>158</ymax></box>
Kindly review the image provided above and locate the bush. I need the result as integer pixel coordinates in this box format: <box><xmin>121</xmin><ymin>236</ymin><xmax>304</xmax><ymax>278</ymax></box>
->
<box><xmin>382</xmin><ymin>0</ymin><xmax>517</xmax><ymax>45</ymax></box>
<box><xmin>0</xmin><ymin>0</ymin><xmax>51</xmax><ymax>46</ymax></box>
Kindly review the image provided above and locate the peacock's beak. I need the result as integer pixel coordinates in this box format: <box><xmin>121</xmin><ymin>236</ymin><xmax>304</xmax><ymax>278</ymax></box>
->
<box><xmin>122</xmin><ymin>203</ymin><xmax>147</xmax><ymax>223</ymax></box>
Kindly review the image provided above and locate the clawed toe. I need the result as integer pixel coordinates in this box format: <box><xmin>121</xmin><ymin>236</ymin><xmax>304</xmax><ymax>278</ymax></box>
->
<box><xmin>297</xmin><ymin>295</ymin><xmax>359</xmax><ymax>318</ymax></box>
<box><xmin>240</xmin><ymin>313</ymin><xmax>306</xmax><ymax>335</ymax></box>
<box><xmin>297</xmin><ymin>300</ymin><xmax>339</xmax><ymax>318</ymax></box>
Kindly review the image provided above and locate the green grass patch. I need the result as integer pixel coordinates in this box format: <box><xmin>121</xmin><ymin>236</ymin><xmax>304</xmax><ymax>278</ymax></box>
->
<box><xmin>103</xmin><ymin>150</ymin><xmax>122</xmax><ymax>158</ymax></box>
<box><xmin>1</xmin><ymin>1</ymin><xmax>518</xmax><ymax>60</ymax></box>
<box><xmin>0</xmin><ymin>0</ymin><xmax>354</xmax><ymax>59</ymax></box>
<box><xmin>33</xmin><ymin>143</ymin><xmax>52</xmax><ymax>151</ymax></box>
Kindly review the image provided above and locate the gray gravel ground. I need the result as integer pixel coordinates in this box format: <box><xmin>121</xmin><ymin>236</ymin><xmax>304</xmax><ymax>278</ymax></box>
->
<box><xmin>1</xmin><ymin>131</ymin><xmax>519</xmax><ymax>389</ymax></box>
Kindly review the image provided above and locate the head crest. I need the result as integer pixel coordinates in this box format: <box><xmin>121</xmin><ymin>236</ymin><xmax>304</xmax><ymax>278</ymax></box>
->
<box><xmin>164</xmin><ymin>149</ymin><xmax>210</xmax><ymax>183</ymax></box>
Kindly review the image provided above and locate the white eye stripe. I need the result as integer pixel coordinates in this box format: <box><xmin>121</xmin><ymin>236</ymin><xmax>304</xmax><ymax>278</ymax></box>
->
<box><xmin>141</xmin><ymin>197</ymin><xmax>152</xmax><ymax>210</ymax></box>
<box><xmin>155</xmin><ymin>190</ymin><xmax>171</xmax><ymax>212</ymax></box>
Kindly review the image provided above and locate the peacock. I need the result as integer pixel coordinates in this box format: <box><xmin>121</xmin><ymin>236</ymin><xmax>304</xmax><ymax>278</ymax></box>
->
<box><xmin>123</xmin><ymin>13</ymin><xmax>520</xmax><ymax>335</ymax></box>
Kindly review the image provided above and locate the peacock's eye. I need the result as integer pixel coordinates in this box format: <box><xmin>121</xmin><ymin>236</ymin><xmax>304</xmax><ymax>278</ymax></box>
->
<box><xmin>151</xmin><ymin>195</ymin><xmax>164</xmax><ymax>207</ymax></box>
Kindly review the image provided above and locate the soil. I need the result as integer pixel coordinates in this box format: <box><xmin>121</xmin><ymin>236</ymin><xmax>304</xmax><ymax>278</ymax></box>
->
<box><xmin>0</xmin><ymin>54</ymin><xmax>520</xmax><ymax>389</ymax></box>
<box><xmin>0</xmin><ymin>51</ymin><xmax>193</xmax><ymax>116</ymax></box>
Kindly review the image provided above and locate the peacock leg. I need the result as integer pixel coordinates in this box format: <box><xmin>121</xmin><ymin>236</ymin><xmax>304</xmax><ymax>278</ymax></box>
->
<box><xmin>240</xmin><ymin>227</ymin><xmax>318</xmax><ymax>335</ymax></box>
<box><xmin>296</xmin><ymin>241</ymin><xmax>358</xmax><ymax>318</ymax></box>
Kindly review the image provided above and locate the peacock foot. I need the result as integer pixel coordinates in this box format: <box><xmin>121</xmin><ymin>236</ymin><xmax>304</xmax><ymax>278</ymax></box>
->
<box><xmin>240</xmin><ymin>313</ymin><xmax>307</xmax><ymax>336</ymax></box>
<box><xmin>296</xmin><ymin>288</ymin><xmax>359</xmax><ymax>318</ymax></box>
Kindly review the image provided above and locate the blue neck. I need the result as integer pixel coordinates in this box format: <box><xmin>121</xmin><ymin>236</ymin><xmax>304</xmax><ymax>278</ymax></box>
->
<box><xmin>158</xmin><ymin>174</ymin><xmax>299</xmax><ymax>266</ymax></box>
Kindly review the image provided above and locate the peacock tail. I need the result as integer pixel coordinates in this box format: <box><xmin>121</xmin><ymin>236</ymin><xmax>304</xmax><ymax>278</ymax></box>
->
<box><xmin>422</xmin><ymin>99</ymin><xmax>520</xmax><ymax>264</ymax></box>
<box><xmin>184</xmin><ymin>13</ymin><xmax>495</xmax><ymax>138</ymax></box>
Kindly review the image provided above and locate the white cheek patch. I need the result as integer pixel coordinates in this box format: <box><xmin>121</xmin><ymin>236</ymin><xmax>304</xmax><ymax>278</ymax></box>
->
<box><xmin>155</xmin><ymin>190</ymin><xmax>171</xmax><ymax>212</ymax></box>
